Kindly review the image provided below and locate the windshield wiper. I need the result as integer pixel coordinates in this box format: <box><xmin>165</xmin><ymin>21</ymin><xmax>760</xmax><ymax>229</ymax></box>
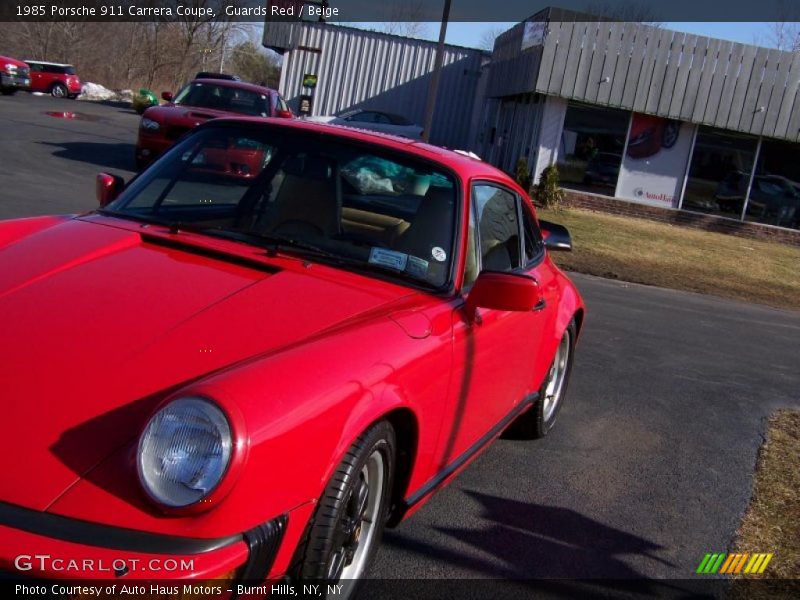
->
<box><xmin>206</xmin><ymin>230</ymin><xmax>438</xmax><ymax>289</ymax></box>
<box><xmin>97</xmin><ymin>209</ymin><xmax>202</xmax><ymax>234</ymax></box>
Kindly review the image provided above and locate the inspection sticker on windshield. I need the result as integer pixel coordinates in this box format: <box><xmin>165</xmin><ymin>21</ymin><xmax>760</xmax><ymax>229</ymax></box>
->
<box><xmin>431</xmin><ymin>246</ymin><xmax>447</xmax><ymax>262</ymax></box>
<box><xmin>406</xmin><ymin>255</ymin><xmax>429</xmax><ymax>278</ymax></box>
<box><xmin>369</xmin><ymin>247</ymin><xmax>408</xmax><ymax>271</ymax></box>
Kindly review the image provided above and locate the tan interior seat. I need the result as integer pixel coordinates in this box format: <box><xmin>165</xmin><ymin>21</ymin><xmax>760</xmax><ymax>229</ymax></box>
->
<box><xmin>269</xmin><ymin>155</ymin><xmax>340</xmax><ymax>237</ymax></box>
<box><xmin>396</xmin><ymin>186</ymin><xmax>455</xmax><ymax>284</ymax></box>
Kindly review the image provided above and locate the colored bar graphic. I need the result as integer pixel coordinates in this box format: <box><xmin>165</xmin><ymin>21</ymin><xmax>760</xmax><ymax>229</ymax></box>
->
<box><xmin>733</xmin><ymin>553</ymin><xmax>749</xmax><ymax>573</ymax></box>
<box><xmin>720</xmin><ymin>554</ymin><xmax>736</xmax><ymax>574</ymax></box>
<box><xmin>699</xmin><ymin>553</ymin><xmax>774</xmax><ymax>575</ymax></box>
<box><xmin>697</xmin><ymin>554</ymin><xmax>713</xmax><ymax>574</ymax></box>
<box><xmin>758</xmin><ymin>553</ymin><xmax>773</xmax><ymax>574</ymax></box>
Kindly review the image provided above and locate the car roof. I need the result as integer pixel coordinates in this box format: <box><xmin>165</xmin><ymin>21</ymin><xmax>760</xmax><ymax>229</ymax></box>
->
<box><xmin>210</xmin><ymin>116</ymin><xmax>507</xmax><ymax>180</ymax></box>
<box><xmin>23</xmin><ymin>60</ymin><xmax>73</xmax><ymax>67</ymax></box>
<box><xmin>187</xmin><ymin>78</ymin><xmax>277</xmax><ymax>95</ymax></box>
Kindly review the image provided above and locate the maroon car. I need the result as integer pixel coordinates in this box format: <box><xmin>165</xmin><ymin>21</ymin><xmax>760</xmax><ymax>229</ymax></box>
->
<box><xmin>135</xmin><ymin>78</ymin><xmax>293</xmax><ymax>169</ymax></box>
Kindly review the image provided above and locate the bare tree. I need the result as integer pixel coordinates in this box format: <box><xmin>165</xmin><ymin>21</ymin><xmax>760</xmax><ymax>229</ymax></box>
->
<box><xmin>381</xmin><ymin>1</ymin><xmax>430</xmax><ymax>38</ymax></box>
<box><xmin>478</xmin><ymin>26</ymin><xmax>507</xmax><ymax>52</ymax></box>
<box><xmin>585</xmin><ymin>1</ymin><xmax>663</xmax><ymax>26</ymax></box>
<box><xmin>765</xmin><ymin>22</ymin><xmax>800</xmax><ymax>52</ymax></box>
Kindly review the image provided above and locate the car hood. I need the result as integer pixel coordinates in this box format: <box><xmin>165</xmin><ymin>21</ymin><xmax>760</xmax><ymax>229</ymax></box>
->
<box><xmin>144</xmin><ymin>104</ymin><xmax>249</xmax><ymax>124</ymax></box>
<box><xmin>1</xmin><ymin>56</ymin><xmax>28</xmax><ymax>68</ymax></box>
<box><xmin>0</xmin><ymin>217</ymin><xmax>411</xmax><ymax>511</ymax></box>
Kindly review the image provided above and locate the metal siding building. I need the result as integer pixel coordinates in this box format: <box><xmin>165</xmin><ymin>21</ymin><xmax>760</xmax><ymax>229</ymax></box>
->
<box><xmin>264</xmin><ymin>22</ymin><xmax>488</xmax><ymax>149</ymax></box>
<box><xmin>263</xmin><ymin>10</ymin><xmax>800</xmax><ymax>231</ymax></box>
<box><xmin>486</xmin><ymin>8</ymin><xmax>800</xmax><ymax>141</ymax></box>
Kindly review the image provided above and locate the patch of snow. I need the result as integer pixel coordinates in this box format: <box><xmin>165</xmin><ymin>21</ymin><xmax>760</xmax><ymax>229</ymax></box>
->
<box><xmin>118</xmin><ymin>89</ymin><xmax>134</xmax><ymax>102</ymax></box>
<box><xmin>78</xmin><ymin>82</ymin><xmax>118</xmax><ymax>101</ymax></box>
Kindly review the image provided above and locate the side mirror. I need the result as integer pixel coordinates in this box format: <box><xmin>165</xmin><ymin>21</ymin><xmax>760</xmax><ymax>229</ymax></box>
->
<box><xmin>161</xmin><ymin>91</ymin><xmax>173</xmax><ymax>102</ymax></box>
<box><xmin>96</xmin><ymin>172</ymin><xmax>124</xmax><ymax>207</ymax></box>
<box><xmin>540</xmin><ymin>220</ymin><xmax>572</xmax><ymax>251</ymax></box>
<box><xmin>275</xmin><ymin>109</ymin><xmax>293</xmax><ymax>119</ymax></box>
<box><xmin>465</xmin><ymin>271</ymin><xmax>542</xmax><ymax>318</ymax></box>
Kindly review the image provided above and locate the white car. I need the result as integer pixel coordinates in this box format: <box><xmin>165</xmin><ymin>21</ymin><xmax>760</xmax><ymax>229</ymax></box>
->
<box><xmin>308</xmin><ymin>109</ymin><xmax>424</xmax><ymax>139</ymax></box>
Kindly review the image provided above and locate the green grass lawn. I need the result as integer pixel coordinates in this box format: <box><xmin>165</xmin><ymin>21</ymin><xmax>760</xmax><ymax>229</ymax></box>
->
<box><xmin>538</xmin><ymin>207</ymin><xmax>800</xmax><ymax>311</ymax></box>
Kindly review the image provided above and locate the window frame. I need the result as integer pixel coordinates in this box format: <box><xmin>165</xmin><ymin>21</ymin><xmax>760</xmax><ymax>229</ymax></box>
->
<box><xmin>464</xmin><ymin>180</ymin><xmax>545</xmax><ymax>290</ymax></box>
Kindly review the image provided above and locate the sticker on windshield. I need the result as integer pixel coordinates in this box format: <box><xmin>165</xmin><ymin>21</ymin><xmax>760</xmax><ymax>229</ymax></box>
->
<box><xmin>369</xmin><ymin>247</ymin><xmax>408</xmax><ymax>271</ymax></box>
<box><xmin>406</xmin><ymin>255</ymin><xmax>429</xmax><ymax>279</ymax></box>
<box><xmin>431</xmin><ymin>247</ymin><xmax>447</xmax><ymax>262</ymax></box>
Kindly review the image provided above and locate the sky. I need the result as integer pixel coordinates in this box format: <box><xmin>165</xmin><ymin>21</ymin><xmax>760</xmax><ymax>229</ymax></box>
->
<box><xmin>347</xmin><ymin>22</ymin><xmax>776</xmax><ymax>50</ymax></box>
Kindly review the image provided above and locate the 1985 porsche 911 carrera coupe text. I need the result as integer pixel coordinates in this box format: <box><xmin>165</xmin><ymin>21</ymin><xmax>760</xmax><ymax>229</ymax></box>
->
<box><xmin>0</xmin><ymin>118</ymin><xmax>584</xmax><ymax>595</ymax></box>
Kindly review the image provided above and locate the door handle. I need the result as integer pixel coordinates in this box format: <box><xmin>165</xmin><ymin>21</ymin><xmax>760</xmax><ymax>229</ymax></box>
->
<box><xmin>533</xmin><ymin>298</ymin><xmax>546</xmax><ymax>312</ymax></box>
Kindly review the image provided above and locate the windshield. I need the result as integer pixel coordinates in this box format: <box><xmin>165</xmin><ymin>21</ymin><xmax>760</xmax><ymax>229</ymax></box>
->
<box><xmin>173</xmin><ymin>82</ymin><xmax>270</xmax><ymax>117</ymax></box>
<box><xmin>107</xmin><ymin>125</ymin><xmax>458</xmax><ymax>289</ymax></box>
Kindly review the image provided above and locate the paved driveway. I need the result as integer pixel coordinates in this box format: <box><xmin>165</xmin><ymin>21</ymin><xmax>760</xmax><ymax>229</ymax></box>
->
<box><xmin>2</xmin><ymin>93</ymin><xmax>798</xmax><ymax>583</ymax></box>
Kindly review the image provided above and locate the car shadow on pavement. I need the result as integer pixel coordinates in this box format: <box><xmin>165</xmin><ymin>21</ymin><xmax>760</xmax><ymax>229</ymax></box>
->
<box><xmin>39</xmin><ymin>141</ymin><xmax>136</xmax><ymax>173</ymax></box>
<box><xmin>381</xmin><ymin>489</ymin><xmax>678</xmax><ymax>596</ymax></box>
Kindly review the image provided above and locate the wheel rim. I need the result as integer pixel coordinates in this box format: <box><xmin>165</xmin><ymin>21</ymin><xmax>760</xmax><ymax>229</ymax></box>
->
<box><xmin>52</xmin><ymin>86</ymin><xmax>65</xmax><ymax>97</ymax></box>
<box><xmin>328</xmin><ymin>449</ymin><xmax>385</xmax><ymax>583</ymax></box>
<box><xmin>542</xmin><ymin>332</ymin><xmax>570</xmax><ymax>422</ymax></box>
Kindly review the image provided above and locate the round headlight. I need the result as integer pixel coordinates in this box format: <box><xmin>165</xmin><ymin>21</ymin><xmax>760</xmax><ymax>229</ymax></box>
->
<box><xmin>140</xmin><ymin>118</ymin><xmax>160</xmax><ymax>131</ymax></box>
<box><xmin>137</xmin><ymin>397</ymin><xmax>233</xmax><ymax>508</ymax></box>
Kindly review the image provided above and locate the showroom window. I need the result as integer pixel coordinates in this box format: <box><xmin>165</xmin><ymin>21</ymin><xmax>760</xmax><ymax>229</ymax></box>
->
<box><xmin>682</xmin><ymin>127</ymin><xmax>758</xmax><ymax>219</ymax></box>
<box><xmin>744</xmin><ymin>139</ymin><xmax>800</xmax><ymax>230</ymax></box>
<box><xmin>557</xmin><ymin>101</ymin><xmax>629</xmax><ymax>195</ymax></box>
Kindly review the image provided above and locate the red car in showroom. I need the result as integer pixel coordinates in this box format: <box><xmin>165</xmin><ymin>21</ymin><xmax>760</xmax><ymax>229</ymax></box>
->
<box><xmin>0</xmin><ymin>119</ymin><xmax>583</xmax><ymax>593</ymax></box>
<box><xmin>24</xmin><ymin>60</ymin><xmax>82</xmax><ymax>98</ymax></box>
<box><xmin>136</xmin><ymin>78</ymin><xmax>292</xmax><ymax>169</ymax></box>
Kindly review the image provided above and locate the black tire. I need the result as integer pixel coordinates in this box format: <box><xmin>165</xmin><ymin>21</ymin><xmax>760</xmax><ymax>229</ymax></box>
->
<box><xmin>510</xmin><ymin>319</ymin><xmax>576</xmax><ymax>439</ymax></box>
<box><xmin>1</xmin><ymin>88</ymin><xmax>17</xmax><ymax>96</ymax></box>
<box><xmin>50</xmin><ymin>83</ymin><xmax>68</xmax><ymax>98</ymax></box>
<box><xmin>294</xmin><ymin>421</ymin><xmax>395</xmax><ymax>595</ymax></box>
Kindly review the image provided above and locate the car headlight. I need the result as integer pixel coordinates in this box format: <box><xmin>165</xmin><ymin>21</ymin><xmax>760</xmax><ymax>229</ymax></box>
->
<box><xmin>140</xmin><ymin>117</ymin><xmax>160</xmax><ymax>131</ymax></box>
<box><xmin>137</xmin><ymin>397</ymin><xmax>233</xmax><ymax>508</ymax></box>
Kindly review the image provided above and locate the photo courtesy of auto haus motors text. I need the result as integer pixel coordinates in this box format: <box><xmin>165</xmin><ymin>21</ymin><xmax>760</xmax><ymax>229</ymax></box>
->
<box><xmin>0</xmin><ymin>0</ymin><xmax>798</xmax><ymax>599</ymax></box>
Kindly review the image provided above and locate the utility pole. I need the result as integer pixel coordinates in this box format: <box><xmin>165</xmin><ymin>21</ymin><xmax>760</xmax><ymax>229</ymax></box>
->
<box><xmin>422</xmin><ymin>0</ymin><xmax>451</xmax><ymax>143</ymax></box>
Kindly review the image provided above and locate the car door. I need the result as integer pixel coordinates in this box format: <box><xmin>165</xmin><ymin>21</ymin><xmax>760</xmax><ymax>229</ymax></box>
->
<box><xmin>28</xmin><ymin>63</ymin><xmax>44</xmax><ymax>92</ymax></box>
<box><xmin>436</xmin><ymin>181</ymin><xmax>548</xmax><ymax>469</ymax></box>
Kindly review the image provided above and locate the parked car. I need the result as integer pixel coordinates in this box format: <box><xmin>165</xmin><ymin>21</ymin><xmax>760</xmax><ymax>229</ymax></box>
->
<box><xmin>195</xmin><ymin>71</ymin><xmax>241</xmax><ymax>81</ymax></box>
<box><xmin>135</xmin><ymin>78</ymin><xmax>293</xmax><ymax>169</ymax></box>
<box><xmin>309</xmin><ymin>109</ymin><xmax>424</xmax><ymax>139</ymax></box>
<box><xmin>716</xmin><ymin>171</ymin><xmax>800</xmax><ymax>226</ymax></box>
<box><xmin>0</xmin><ymin>118</ymin><xmax>584</xmax><ymax>592</ymax></box>
<box><xmin>24</xmin><ymin>60</ymin><xmax>82</xmax><ymax>98</ymax></box>
<box><xmin>0</xmin><ymin>55</ymin><xmax>30</xmax><ymax>95</ymax></box>
<box><xmin>583</xmin><ymin>152</ymin><xmax>622</xmax><ymax>187</ymax></box>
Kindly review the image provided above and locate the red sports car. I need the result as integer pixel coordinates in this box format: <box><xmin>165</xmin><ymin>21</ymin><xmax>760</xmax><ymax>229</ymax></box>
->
<box><xmin>136</xmin><ymin>78</ymin><xmax>293</xmax><ymax>169</ymax></box>
<box><xmin>0</xmin><ymin>119</ymin><xmax>584</xmax><ymax>593</ymax></box>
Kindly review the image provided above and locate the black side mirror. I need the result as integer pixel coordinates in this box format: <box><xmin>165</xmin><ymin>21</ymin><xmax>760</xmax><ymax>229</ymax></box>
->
<box><xmin>540</xmin><ymin>220</ymin><xmax>572</xmax><ymax>251</ymax></box>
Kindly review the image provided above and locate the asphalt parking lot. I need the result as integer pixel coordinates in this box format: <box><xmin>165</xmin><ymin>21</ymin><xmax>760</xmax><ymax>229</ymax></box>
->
<box><xmin>2</xmin><ymin>93</ymin><xmax>799</xmax><ymax>583</ymax></box>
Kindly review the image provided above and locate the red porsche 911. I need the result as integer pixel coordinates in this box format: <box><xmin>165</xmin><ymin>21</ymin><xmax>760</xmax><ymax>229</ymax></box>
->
<box><xmin>0</xmin><ymin>118</ymin><xmax>584</xmax><ymax>594</ymax></box>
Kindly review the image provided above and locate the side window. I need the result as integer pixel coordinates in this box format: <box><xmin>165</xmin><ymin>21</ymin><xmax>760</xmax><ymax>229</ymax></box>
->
<box><xmin>350</xmin><ymin>112</ymin><xmax>376</xmax><ymax>123</ymax></box>
<box><xmin>520</xmin><ymin>201</ymin><xmax>544</xmax><ymax>265</ymax></box>
<box><xmin>472</xmin><ymin>184</ymin><xmax>521</xmax><ymax>273</ymax></box>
